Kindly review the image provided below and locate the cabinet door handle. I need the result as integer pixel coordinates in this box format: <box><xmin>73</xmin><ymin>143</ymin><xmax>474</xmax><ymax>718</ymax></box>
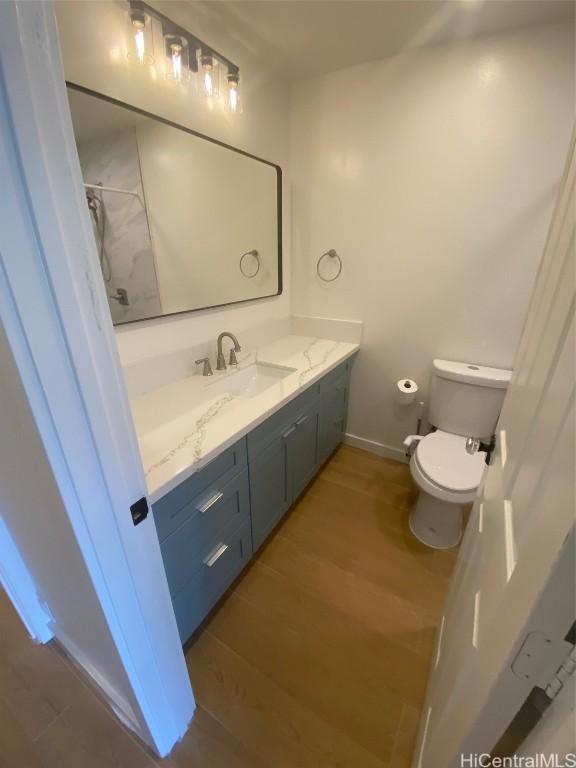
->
<box><xmin>295</xmin><ymin>414</ymin><xmax>309</xmax><ymax>427</ymax></box>
<box><xmin>281</xmin><ymin>425</ymin><xmax>297</xmax><ymax>440</ymax></box>
<box><xmin>336</xmin><ymin>384</ymin><xmax>347</xmax><ymax>392</ymax></box>
<box><xmin>196</xmin><ymin>490</ymin><xmax>224</xmax><ymax>514</ymax></box>
<box><xmin>204</xmin><ymin>542</ymin><xmax>228</xmax><ymax>568</ymax></box>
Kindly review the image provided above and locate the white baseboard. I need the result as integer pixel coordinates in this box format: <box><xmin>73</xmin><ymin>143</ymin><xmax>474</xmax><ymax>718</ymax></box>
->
<box><xmin>344</xmin><ymin>433</ymin><xmax>409</xmax><ymax>464</ymax></box>
<box><xmin>55</xmin><ymin>630</ymin><xmax>149</xmax><ymax>746</ymax></box>
<box><xmin>0</xmin><ymin>517</ymin><xmax>54</xmax><ymax>644</ymax></box>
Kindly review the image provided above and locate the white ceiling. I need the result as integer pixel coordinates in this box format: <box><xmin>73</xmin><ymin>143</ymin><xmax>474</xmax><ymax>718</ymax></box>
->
<box><xmin>192</xmin><ymin>0</ymin><xmax>575</xmax><ymax>80</ymax></box>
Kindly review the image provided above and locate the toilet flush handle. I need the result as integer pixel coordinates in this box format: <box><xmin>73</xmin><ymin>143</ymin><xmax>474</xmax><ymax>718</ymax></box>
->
<box><xmin>466</xmin><ymin>434</ymin><xmax>496</xmax><ymax>465</ymax></box>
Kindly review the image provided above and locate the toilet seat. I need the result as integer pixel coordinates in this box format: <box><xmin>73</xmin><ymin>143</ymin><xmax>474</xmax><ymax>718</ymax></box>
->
<box><xmin>410</xmin><ymin>430</ymin><xmax>485</xmax><ymax>503</ymax></box>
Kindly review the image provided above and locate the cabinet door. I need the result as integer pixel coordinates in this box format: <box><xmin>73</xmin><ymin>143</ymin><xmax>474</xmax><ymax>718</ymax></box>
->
<box><xmin>319</xmin><ymin>372</ymin><xmax>349</xmax><ymax>463</ymax></box>
<box><xmin>288</xmin><ymin>403</ymin><xmax>320</xmax><ymax>500</ymax></box>
<box><xmin>249</xmin><ymin>433</ymin><xmax>290</xmax><ymax>551</ymax></box>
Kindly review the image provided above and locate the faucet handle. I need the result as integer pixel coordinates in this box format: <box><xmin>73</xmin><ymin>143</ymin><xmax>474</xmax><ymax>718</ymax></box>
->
<box><xmin>195</xmin><ymin>357</ymin><xmax>213</xmax><ymax>377</ymax></box>
<box><xmin>229</xmin><ymin>348</ymin><xmax>239</xmax><ymax>366</ymax></box>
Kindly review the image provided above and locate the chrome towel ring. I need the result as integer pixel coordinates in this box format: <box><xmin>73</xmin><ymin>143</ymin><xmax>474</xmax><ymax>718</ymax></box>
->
<box><xmin>316</xmin><ymin>249</ymin><xmax>342</xmax><ymax>282</ymax></box>
<box><xmin>239</xmin><ymin>249</ymin><xmax>260</xmax><ymax>278</ymax></box>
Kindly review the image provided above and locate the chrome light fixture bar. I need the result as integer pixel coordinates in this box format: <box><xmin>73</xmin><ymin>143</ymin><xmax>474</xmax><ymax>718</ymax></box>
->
<box><xmin>128</xmin><ymin>0</ymin><xmax>240</xmax><ymax>107</ymax></box>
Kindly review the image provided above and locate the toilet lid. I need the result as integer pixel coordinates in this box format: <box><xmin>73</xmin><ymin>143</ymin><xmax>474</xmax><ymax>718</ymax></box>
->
<box><xmin>415</xmin><ymin>431</ymin><xmax>486</xmax><ymax>492</ymax></box>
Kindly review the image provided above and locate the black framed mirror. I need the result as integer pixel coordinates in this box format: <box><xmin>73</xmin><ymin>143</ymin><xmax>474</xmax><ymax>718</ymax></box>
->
<box><xmin>66</xmin><ymin>83</ymin><xmax>282</xmax><ymax>325</ymax></box>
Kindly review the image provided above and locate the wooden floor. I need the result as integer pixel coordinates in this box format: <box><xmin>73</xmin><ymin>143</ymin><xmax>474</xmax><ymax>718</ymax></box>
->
<box><xmin>0</xmin><ymin>445</ymin><xmax>456</xmax><ymax>768</ymax></box>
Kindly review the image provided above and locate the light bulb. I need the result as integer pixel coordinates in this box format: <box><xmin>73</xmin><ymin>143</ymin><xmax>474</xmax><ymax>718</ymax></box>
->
<box><xmin>127</xmin><ymin>10</ymin><xmax>152</xmax><ymax>65</ymax></box>
<box><xmin>165</xmin><ymin>34</ymin><xmax>189</xmax><ymax>82</ymax></box>
<box><xmin>171</xmin><ymin>43</ymin><xmax>182</xmax><ymax>81</ymax></box>
<box><xmin>200</xmin><ymin>50</ymin><xmax>218</xmax><ymax>98</ymax></box>
<box><xmin>227</xmin><ymin>72</ymin><xmax>240</xmax><ymax>112</ymax></box>
<box><xmin>204</xmin><ymin>69</ymin><xmax>213</xmax><ymax>96</ymax></box>
<box><xmin>229</xmin><ymin>84</ymin><xmax>238</xmax><ymax>111</ymax></box>
<box><xmin>134</xmin><ymin>22</ymin><xmax>145</xmax><ymax>63</ymax></box>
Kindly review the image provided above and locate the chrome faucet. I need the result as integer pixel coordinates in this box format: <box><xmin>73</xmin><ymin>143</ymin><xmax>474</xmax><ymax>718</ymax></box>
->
<box><xmin>195</xmin><ymin>357</ymin><xmax>213</xmax><ymax>377</ymax></box>
<box><xmin>216</xmin><ymin>332</ymin><xmax>241</xmax><ymax>371</ymax></box>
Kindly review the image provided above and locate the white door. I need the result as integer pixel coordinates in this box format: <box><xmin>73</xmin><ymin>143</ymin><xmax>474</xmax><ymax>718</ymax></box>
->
<box><xmin>415</xmin><ymin>135</ymin><xmax>576</xmax><ymax>767</ymax></box>
<box><xmin>0</xmin><ymin>1</ymin><xmax>194</xmax><ymax>755</ymax></box>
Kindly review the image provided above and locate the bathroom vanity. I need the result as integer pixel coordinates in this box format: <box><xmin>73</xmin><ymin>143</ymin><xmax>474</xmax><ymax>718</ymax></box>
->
<box><xmin>130</xmin><ymin>336</ymin><xmax>357</xmax><ymax>643</ymax></box>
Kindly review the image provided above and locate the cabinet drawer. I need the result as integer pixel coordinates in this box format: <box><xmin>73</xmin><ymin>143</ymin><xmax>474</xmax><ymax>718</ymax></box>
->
<box><xmin>172</xmin><ymin>518</ymin><xmax>252</xmax><ymax>643</ymax></box>
<box><xmin>160</xmin><ymin>468</ymin><xmax>250</xmax><ymax>597</ymax></box>
<box><xmin>247</xmin><ymin>384</ymin><xmax>320</xmax><ymax>460</ymax></box>
<box><xmin>153</xmin><ymin>437</ymin><xmax>247</xmax><ymax>542</ymax></box>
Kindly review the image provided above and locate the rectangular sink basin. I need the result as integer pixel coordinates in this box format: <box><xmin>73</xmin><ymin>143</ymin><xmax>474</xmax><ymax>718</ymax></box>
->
<box><xmin>207</xmin><ymin>362</ymin><xmax>296</xmax><ymax>399</ymax></box>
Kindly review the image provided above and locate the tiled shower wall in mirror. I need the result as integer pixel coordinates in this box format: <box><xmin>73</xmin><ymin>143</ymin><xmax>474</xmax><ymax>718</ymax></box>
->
<box><xmin>78</xmin><ymin>128</ymin><xmax>161</xmax><ymax>323</ymax></box>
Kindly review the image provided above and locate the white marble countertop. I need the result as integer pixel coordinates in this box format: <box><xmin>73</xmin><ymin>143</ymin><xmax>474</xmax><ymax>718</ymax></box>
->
<box><xmin>130</xmin><ymin>335</ymin><xmax>359</xmax><ymax>503</ymax></box>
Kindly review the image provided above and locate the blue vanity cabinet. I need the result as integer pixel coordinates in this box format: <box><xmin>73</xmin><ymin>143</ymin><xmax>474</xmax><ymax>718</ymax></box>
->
<box><xmin>152</xmin><ymin>355</ymin><xmax>355</xmax><ymax>644</ymax></box>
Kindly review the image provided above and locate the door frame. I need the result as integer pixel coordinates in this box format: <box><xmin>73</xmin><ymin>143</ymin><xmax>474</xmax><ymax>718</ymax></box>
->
<box><xmin>0</xmin><ymin>1</ymin><xmax>194</xmax><ymax>755</ymax></box>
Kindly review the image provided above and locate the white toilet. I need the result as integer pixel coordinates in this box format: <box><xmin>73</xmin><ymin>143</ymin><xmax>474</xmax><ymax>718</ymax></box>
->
<box><xmin>407</xmin><ymin>359</ymin><xmax>511</xmax><ymax>549</ymax></box>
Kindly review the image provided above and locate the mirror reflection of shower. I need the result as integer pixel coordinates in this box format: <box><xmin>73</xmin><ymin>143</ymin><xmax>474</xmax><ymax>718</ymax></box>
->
<box><xmin>109</xmin><ymin>288</ymin><xmax>130</xmax><ymax>306</ymax></box>
<box><xmin>86</xmin><ymin>184</ymin><xmax>112</xmax><ymax>283</ymax></box>
<box><xmin>84</xmin><ymin>182</ymin><xmax>131</xmax><ymax>308</ymax></box>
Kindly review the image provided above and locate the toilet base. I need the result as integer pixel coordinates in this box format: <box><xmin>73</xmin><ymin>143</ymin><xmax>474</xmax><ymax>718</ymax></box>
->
<box><xmin>409</xmin><ymin>491</ymin><xmax>463</xmax><ymax>550</ymax></box>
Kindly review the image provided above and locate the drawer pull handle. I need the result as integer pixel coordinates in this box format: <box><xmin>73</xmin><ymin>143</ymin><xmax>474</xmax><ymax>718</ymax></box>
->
<box><xmin>281</xmin><ymin>425</ymin><xmax>297</xmax><ymax>440</ymax></box>
<box><xmin>204</xmin><ymin>543</ymin><xmax>228</xmax><ymax>568</ymax></box>
<box><xmin>197</xmin><ymin>490</ymin><xmax>224</xmax><ymax>514</ymax></box>
<box><xmin>295</xmin><ymin>414</ymin><xmax>309</xmax><ymax>427</ymax></box>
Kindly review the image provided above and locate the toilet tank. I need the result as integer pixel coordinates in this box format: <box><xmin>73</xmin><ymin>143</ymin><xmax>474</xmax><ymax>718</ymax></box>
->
<box><xmin>428</xmin><ymin>359</ymin><xmax>512</xmax><ymax>439</ymax></box>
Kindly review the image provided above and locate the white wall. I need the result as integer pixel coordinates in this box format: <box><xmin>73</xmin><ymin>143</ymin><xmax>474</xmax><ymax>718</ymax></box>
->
<box><xmin>0</xmin><ymin>323</ymin><xmax>142</xmax><ymax>725</ymax></box>
<box><xmin>290</xmin><ymin>23</ymin><xmax>574</xmax><ymax>457</ymax></box>
<box><xmin>54</xmin><ymin>0</ymin><xmax>291</xmax><ymax>366</ymax></box>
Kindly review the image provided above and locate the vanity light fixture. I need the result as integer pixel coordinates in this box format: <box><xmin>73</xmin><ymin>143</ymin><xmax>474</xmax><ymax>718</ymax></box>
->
<box><xmin>126</xmin><ymin>1</ymin><xmax>240</xmax><ymax>110</ymax></box>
